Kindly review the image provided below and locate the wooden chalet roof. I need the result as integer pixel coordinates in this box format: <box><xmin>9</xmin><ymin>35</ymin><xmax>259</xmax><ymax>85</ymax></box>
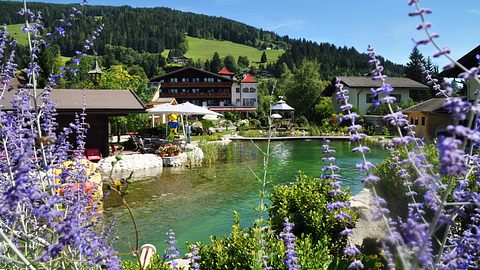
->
<box><xmin>403</xmin><ymin>97</ymin><xmax>448</xmax><ymax>113</ymax></box>
<box><xmin>439</xmin><ymin>45</ymin><xmax>480</xmax><ymax>78</ymax></box>
<box><xmin>323</xmin><ymin>76</ymin><xmax>429</xmax><ymax>96</ymax></box>
<box><xmin>1</xmin><ymin>89</ymin><xmax>145</xmax><ymax>115</ymax></box>
<box><xmin>149</xmin><ymin>66</ymin><xmax>234</xmax><ymax>82</ymax></box>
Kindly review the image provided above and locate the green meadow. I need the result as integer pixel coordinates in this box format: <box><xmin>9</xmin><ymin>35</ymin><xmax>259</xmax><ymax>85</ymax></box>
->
<box><xmin>164</xmin><ymin>36</ymin><xmax>284</xmax><ymax>66</ymax></box>
<box><xmin>6</xmin><ymin>24</ymin><xmax>29</xmax><ymax>46</ymax></box>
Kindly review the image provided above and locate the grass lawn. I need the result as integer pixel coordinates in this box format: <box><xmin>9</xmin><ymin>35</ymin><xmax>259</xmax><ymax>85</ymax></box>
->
<box><xmin>162</xmin><ymin>36</ymin><xmax>284</xmax><ymax>67</ymax></box>
<box><xmin>6</xmin><ymin>24</ymin><xmax>29</xmax><ymax>46</ymax></box>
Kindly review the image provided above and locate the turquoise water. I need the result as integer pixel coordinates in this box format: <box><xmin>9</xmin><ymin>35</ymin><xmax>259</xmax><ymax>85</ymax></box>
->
<box><xmin>104</xmin><ymin>140</ymin><xmax>387</xmax><ymax>256</ymax></box>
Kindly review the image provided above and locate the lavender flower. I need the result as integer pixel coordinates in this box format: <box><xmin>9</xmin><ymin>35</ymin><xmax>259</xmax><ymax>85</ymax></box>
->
<box><xmin>279</xmin><ymin>218</ymin><xmax>300</xmax><ymax>270</ymax></box>
<box><xmin>164</xmin><ymin>229</ymin><xmax>179</xmax><ymax>269</ymax></box>
<box><xmin>0</xmin><ymin>3</ymin><xmax>120</xmax><ymax>269</ymax></box>
<box><xmin>190</xmin><ymin>244</ymin><xmax>201</xmax><ymax>270</ymax></box>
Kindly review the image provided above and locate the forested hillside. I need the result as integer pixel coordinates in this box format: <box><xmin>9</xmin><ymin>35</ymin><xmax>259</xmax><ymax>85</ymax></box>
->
<box><xmin>0</xmin><ymin>1</ymin><xmax>404</xmax><ymax>78</ymax></box>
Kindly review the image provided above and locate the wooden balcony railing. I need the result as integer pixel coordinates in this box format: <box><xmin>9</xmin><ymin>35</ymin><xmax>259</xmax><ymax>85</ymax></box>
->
<box><xmin>159</xmin><ymin>92</ymin><xmax>231</xmax><ymax>98</ymax></box>
<box><xmin>161</xmin><ymin>82</ymin><xmax>232</xmax><ymax>88</ymax></box>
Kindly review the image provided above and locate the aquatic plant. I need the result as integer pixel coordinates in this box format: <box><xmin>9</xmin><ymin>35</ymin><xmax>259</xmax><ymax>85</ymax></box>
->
<box><xmin>198</xmin><ymin>140</ymin><xmax>220</xmax><ymax>165</ymax></box>
<box><xmin>0</xmin><ymin>1</ymin><xmax>119</xmax><ymax>269</ymax></box>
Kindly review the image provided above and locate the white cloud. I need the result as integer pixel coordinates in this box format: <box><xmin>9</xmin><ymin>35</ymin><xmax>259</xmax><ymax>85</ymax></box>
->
<box><xmin>467</xmin><ymin>9</ymin><xmax>480</xmax><ymax>16</ymax></box>
<box><xmin>268</xmin><ymin>20</ymin><xmax>306</xmax><ymax>31</ymax></box>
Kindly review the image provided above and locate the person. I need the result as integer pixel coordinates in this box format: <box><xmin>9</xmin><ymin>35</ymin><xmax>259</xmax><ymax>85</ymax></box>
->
<box><xmin>186</xmin><ymin>122</ymin><xmax>192</xmax><ymax>144</ymax></box>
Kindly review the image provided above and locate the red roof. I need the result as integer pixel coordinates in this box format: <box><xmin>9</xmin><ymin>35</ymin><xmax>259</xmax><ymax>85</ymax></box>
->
<box><xmin>241</xmin><ymin>73</ymin><xmax>257</xmax><ymax>83</ymax></box>
<box><xmin>218</xmin><ymin>67</ymin><xmax>234</xmax><ymax>75</ymax></box>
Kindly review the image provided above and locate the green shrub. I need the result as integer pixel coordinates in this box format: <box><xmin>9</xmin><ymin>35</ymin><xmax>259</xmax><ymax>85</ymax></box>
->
<box><xmin>295</xmin><ymin>115</ymin><xmax>309</xmax><ymax>127</ymax></box>
<box><xmin>269</xmin><ymin>172</ymin><xmax>356</xmax><ymax>256</ymax></box>
<box><xmin>249</xmin><ymin>118</ymin><xmax>261</xmax><ymax>128</ymax></box>
<box><xmin>204</xmin><ymin>133</ymin><xmax>222</xmax><ymax>141</ymax></box>
<box><xmin>240</xmin><ymin>129</ymin><xmax>264</xmax><ymax>137</ymax></box>
<box><xmin>373</xmin><ymin>143</ymin><xmax>439</xmax><ymax>219</ymax></box>
<box><xmin>196</xmin><ymin>212</ymin><xmax>333</xmax><ymax>270</ymax></box>
<box><xmin>200</xmin><ymin>119</ymin><xmax>214</xmax><ymax>129</ymax></box>
<box><xmin>121</xmin><ymin>254</ymin><xmax>170</xmax><ymax>270</ymax></box>
<box><xmin>307</xmin><ymin>125</ymin><xmax>320</xmax><ymax>136</ymax></box>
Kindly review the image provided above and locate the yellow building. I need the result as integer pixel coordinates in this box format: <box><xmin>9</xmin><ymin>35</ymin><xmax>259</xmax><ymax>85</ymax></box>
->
<box><xmin>404</xmin><ymin>98</ymin><xmax>450</xmax><ymax>141</ymax></box>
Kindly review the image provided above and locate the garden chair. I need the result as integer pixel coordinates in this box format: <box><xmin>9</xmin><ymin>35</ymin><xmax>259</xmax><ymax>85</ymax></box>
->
<box><xmin>84</xmin><ymin>148</ymin><xmax>102</xmax><ymax>162</ymax></box>
<box><xmin>138</xmin><ymin>244</ymin><xmax>156</xmax><ymax>269</ymax></box>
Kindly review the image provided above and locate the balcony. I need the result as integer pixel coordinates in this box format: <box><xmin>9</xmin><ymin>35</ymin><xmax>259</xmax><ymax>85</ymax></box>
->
<box><xmin>159</xmin><ymin>92</ymin><xmax>231</xmax><ymax>99</ymax></box>
<box><xmin>161</xmin><ymin>81</ymin><xmax>232</xmax><ymax>88</ymax></box>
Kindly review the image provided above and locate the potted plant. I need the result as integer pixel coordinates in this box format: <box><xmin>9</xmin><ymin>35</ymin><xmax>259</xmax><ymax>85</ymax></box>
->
<box><xmin>156</xmin><ymin>146</ymin><xmax>166</xmax><ymax>157</ymax></box>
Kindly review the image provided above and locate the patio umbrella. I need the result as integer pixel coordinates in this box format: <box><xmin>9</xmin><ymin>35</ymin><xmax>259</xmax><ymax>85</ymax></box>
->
<box><xmin>146</xmin><ymin>102</ymin><xmax>223</xmax><ymax>143</ymax></box>
<box><xmin>147</xmin><ymin>102</ymin><xmax>222</xmax><ymax>116</ymax></box>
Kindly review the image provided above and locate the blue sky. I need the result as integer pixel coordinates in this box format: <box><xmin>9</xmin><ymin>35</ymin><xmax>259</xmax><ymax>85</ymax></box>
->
<box><xmin>40</xmin><ymin>0</ymin><xmax>478</xmax><ymax>65</ymax></box>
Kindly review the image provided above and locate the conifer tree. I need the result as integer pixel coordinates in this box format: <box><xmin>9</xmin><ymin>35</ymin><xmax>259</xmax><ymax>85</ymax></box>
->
<box><xmin>405</xmin><ymin>47</ymin><xmax>426</xmax><ymax>83</ymax></box>
<box><xmin>210</xmin><ymin>52</ymin><xmax>222</xmax><ymax>72</ymax></box>
<box><xmin>261</xmin><ymin>51</ymin><xmax>267</xmax><ymax>63</ymax></box>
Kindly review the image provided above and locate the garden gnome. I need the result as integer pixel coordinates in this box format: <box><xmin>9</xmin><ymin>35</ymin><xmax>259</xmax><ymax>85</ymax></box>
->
<box><xmin>168</xmin><ymin>114</ymin><xmax>179</xmax><ymax>135</ymax></box>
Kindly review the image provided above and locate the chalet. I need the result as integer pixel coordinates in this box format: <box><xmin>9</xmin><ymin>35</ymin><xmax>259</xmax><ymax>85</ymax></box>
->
<box><xmin>406</xmin><ymin>44</ymin><xmax>480</xmax><ymax>141</ymax></box>
<box><xmin>403</xmin><ymin>98</ymin><xmax>450</xmax><ymax>140</ymax></box>
<box><xmin>149</xmin><ymin>66</ymin><xmax>258</xmax><ymax>112</ymax></box>
<box><xmin>170</xmin><ymin>56</ymin><xmax>190</xmax><ymax>65</ymax></box>
<box><xmin>1</xmin><ymin>89</ymin><xmax>145</xmax><ymax>156</ymax></box>
<box><xmin>439</xmin><ymin>45</ymin><xmax>480</xmax><ymax>99</ymax></box>
<box><xmin>323</xmin><ymin>76</ymin><xmax>430</xmax><ymax>115</ymax></box>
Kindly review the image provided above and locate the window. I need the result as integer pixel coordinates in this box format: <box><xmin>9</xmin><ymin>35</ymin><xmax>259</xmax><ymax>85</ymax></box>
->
<box><xmin>243</xmin><ymin>98</ymin><xmax>256</xmax><ymax>106</ymax></box>
<box><xmin>392</xmin><ymin>94</ymin><xmax>401</xmax><ymax>103</ymax></box>
<box><xmin>170</xmin><ymin>78</ymin><xmax>178</xmax><ymax>82</ymax></box>
<box><xmin>414</xmin><ymin>117</ymin><xmax>418</xmax><ymax>125</ymax></box>
<box><xmin>421</xmin><ymin>116</ymin><xmax>426</xmax><ymax>126</ymax></box>
<box><xmin>250</xmin><ymin>87</ymin><xmax>256</xmax><ymax>93</ymax></box>
<box><xmin>236</xmin><ymin>88</ymin><xmax>240</xmax><ymax>93</ymax></box>
<box><xmin>242</xmin><ymin>87</ymin><xmax>249</xmax><ymax>93</ymax></box>
<box><xmin>410</xmin><ymin>117</ymin><xmax>414</xmax><ymax>125</ymax></box>
<box><xmin>366</xmin><ymin>94</ymin><xmax>373</xmax><ymax>103</ymax></box>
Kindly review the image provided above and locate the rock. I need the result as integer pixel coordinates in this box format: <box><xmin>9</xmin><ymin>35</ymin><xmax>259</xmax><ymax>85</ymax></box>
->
<box><xmin>98</xmin><ymin>154</ymin><xmax>163</xmax><ymax>176</ymax></box>
<box><xmin>348</xmin><ymin>188</ymin><xmax>386</xmax><ymax>247</ymax></box>
<box><xmin>162</xmin><ymin>146</ymin><xmax>204</xmax><ymax>167</ymax></box>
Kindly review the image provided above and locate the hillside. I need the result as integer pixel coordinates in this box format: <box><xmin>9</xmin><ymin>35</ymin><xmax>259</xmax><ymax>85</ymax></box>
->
<box><xmin>6</xmin><ymin>24</ymin><xmax>28</xmax><ymax>46</ymax></box>
<box><xmin>0</xmin><ymin>1</ymin><xmax>404</xmax><ymax>78</ymax></box>
<box><xmin>162</xmin><ymin>36</ymin><xmax>284</xmax><ymax>65</ymax></box>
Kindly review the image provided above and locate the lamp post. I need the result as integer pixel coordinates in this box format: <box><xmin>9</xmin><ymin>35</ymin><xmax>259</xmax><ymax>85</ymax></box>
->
<box><xmin>88</xmin><ymin>57</ymin><xmax>103</xmax><ymax>86</ymax></box>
